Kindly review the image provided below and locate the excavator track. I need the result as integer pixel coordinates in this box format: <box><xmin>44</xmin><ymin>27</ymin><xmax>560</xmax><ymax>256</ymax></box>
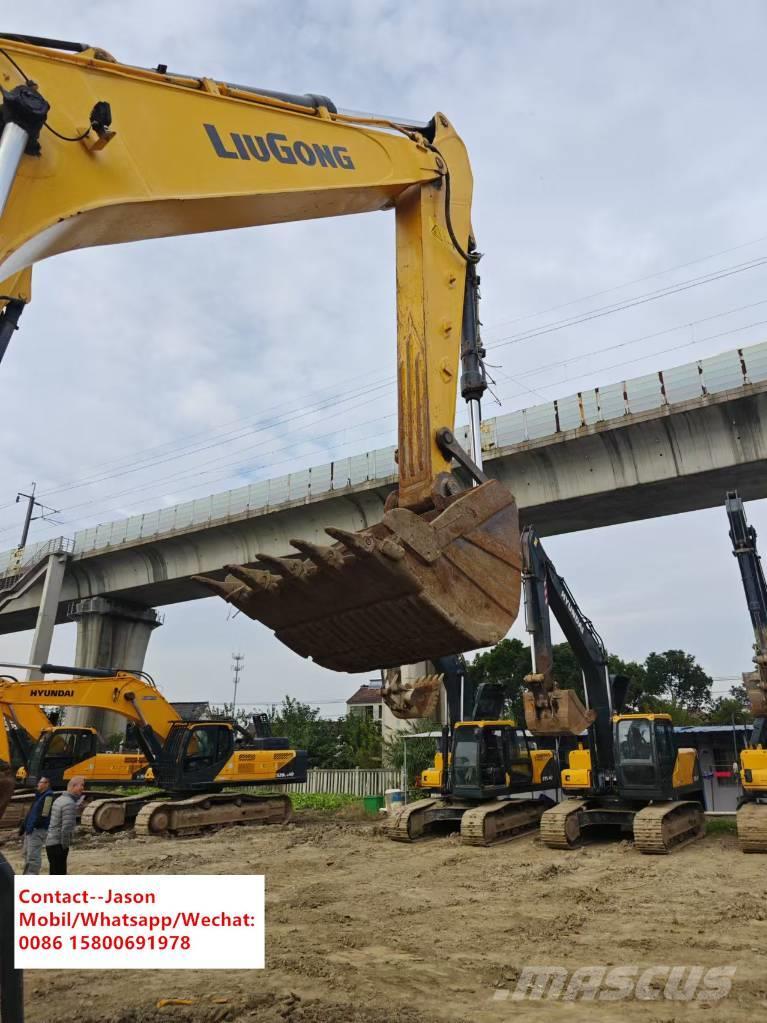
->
<box><xmin>539</xmin><ymin>799</ymin><xmax>589</xmax><ymax>849</ymax></box>
<box><xmin>387</xmin><ymin>799</ymin><xmax>440</xmax><ymax>842</ymax></box>
<box><xmin>134</xmin><ymin>793</ymin><xmax>292</xmax><ymax>836</ymax></box>
<box><xmin>80</xmin><ymin>796</ymin><xmax>150</xmax><ymax>834</ymax></box>
<box><xmin>632</xmin><ymin>801</ymin><xmax>704</xmax><ymax>855</ymax></box>
<box><xmin>736</xmin><ymin>802</ymin><xmax>767</xmax><ymax>852</ymax></box>
<box><xmin>0</xmin><ymin>793</ymin><xmax>33</xmax><ymax>831</ymax></box>
<box><xmin>0</xmin><ymin>789</ymin><xmax>129</xmax><ymax>832</ymax></box>
<box><xmin>460</xmin><ymin>799</ymin><xmax>548</xmax><ymax>847</ymax></box>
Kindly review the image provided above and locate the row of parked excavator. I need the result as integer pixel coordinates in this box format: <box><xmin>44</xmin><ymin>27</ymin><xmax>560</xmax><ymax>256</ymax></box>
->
<box><xmin>3</xmin><ymin>500</ymin><xmax>765</xmax><ymax>854</ymax></box>
<box><xmin>387</xmin><ymin>503</ymin><xmax>767</xmax><ymax>855</ymax></box>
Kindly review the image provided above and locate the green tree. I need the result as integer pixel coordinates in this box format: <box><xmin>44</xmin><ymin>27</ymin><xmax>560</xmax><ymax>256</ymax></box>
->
<box><xmin>642</xmin><ymin>650</ymin><xmax>713</xmax><ymax>713</ymax></box>
<box><xmin>382</xmin><ymin>718</ymin><xmax>442</xmax><ymax>786</ymax></box>
<box><xmin>266</xmin><ymin>697</ymin><xmax>342</xmax><ymax>767</ymax></box>
<box><xmin>336</xmin><ymin>713</ymin><xmax>382</xmax><ymax>768</ymax></box>
<box><xmin>706</xmin><ymin>684</ymin><xmax>752</xmax><ymax>725</ymax></box>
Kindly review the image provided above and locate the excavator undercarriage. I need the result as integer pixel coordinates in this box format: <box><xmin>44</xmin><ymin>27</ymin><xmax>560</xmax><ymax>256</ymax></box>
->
<box><xmin>539</xmin><ymin>797</ymin><xmax>705</xmax><ymax>855</ymax></box>
<box><xmin>387</xmin><ymin>794</ymin><xmax>552</xmax><ymax>847</ymax></box>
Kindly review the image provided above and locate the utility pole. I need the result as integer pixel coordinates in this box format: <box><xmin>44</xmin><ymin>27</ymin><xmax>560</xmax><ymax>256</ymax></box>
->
<box><xmin>15</xmin><ymin>483</ymin><xmax>60</xmax><ymax>550</ymax></box>
<box><xmin>231</xmin><ymin>652</ymin><xmax>244</xmax><ymax>717</ymax></box>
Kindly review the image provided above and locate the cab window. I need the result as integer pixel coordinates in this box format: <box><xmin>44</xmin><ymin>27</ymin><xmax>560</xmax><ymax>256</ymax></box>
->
<box><xmin>618</xmin><ymin>719</ymin><xmax>652</xmax><ymax>760</ymax></box>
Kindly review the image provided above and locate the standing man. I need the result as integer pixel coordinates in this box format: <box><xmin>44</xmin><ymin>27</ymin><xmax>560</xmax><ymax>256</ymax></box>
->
<box><xmin>45</xmin><ymin>776</ymin><xmax>85</xmax><ymax>876</ymax></box>
<box><xmin>0</xmin><ymin>758</ymin><xmax>23</xmax><ymax>1022</ymax></box>
<box><xmin>20</xmin><ymin>776</ymin><xmax>53</xmax><ymax>876</ymax></box>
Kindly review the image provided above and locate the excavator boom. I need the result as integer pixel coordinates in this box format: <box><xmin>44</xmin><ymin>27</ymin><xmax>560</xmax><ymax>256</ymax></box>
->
<box><xmin>0</xmin><ymin>32</ymin><xmax>521</xmax><ymax>671</ymax></box>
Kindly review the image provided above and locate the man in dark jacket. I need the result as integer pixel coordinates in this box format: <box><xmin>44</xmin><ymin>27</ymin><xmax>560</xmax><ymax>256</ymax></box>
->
<box><xmin>21</xmin><ymin>776</ymin><xmax>53</xmax><ymax>876</ymax></box>
<box><xmin>0</xmin><ymin>758</ymin><xmax>23</xmax><ymax>1022</ymax></box>
<box><xmin>45</xmin><ymin>776</ymin><xmax>85</xmax><ymax>876</ymax></box>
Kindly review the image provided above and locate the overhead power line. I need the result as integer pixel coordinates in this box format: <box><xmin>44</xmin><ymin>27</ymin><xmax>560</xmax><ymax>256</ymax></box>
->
<box><xmin>486</xmin><ymin>254</ymin><xmax>767</xmax><ymax>352</ymax></box>
<box><xmin>6</xmin><ymin>240</ymin><xmax>767</xmax><ymax>512</ymax></box>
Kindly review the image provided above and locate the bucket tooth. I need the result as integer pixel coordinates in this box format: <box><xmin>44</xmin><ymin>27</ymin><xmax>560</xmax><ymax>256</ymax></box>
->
<box><xmin>289</xmin><ymin>538</ymin><xmax>345</xmax><ymax>570</ymax></box>
<box><xmin>192</xmin><ymin>576</ymin><xmax>246</xmax><ymax>602</ymax></box>
<box><xmin>224</xmin><ymin>564</ymin><xmax>281</xmax><ymax>593</ymax></box>
<box><xmin>379</xmin><ymin>538</ymin><xmax>405</xmax><ymax>561</ymax></box>
<box><xmin>255</xmin><ymin>553</ymin><xmax>314</xmax><ymax>580</ymax></box>
<box><xmin>325</xmin><ymin>527</ymin><xmax>377</xmax><ymax>557</ymax></box>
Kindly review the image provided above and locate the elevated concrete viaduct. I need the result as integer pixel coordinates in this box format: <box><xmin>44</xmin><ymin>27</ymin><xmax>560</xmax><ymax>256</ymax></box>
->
<box><xmin>1</xmin><ymin>340</ymin><xmax>767</xmax><ymax>679</ymax></box>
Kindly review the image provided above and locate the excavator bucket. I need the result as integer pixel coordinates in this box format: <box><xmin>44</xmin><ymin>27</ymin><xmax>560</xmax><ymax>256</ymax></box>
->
<box><xmin>194</xmin><ymin>479</ymin><xmax>521</xmax><ymax>673</ymax></box>
<box><xmin>381</xmin><ymin>669</ymin><xmax>443</xmax><ymax>720</ymax></box>
<box><xmin>523</xmin><ymin>683</ymin><xmax>596</xmax><ymax>736</ymax></box>
<box><xmin>744</xmin><ymin>673</ymin><xmax>767</xmax><ymax>717</ymax></box>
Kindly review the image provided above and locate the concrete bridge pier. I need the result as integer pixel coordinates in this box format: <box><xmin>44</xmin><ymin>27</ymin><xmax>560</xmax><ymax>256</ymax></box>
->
<box><xmin>64</xmin><ymin>597</ymin><xmax>163</xmax><ymax>740</ymax></box>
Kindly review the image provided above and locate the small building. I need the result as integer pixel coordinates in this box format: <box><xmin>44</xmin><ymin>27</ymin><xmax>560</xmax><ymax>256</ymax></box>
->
<box><xmin>346</xmin><ymin>685</ymin><xmax>383</xmax><ymax>722</ymax></box>
<box><xmin>675</xmin><ymin>724</ymin><xmax>749</xmax><ymax>812</ymax></box>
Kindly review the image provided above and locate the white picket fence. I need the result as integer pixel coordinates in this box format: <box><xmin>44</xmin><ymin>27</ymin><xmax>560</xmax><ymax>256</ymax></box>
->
<box><xmin>272</xmin><ymin>768</ymin><xmax>402</xmax><ymax>797</ymax></box>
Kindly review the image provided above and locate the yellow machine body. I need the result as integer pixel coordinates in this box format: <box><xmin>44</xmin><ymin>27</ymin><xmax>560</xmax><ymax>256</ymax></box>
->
<box><xmin>0</xmin><ymin>675</ymin><xmax>302</xmax><ymax>789</ymax></box>
<box><xmin>562</xmin><ymin>745</ymin><xmax>592</xmax><ymax>792</ymax></box>
<box><xmin>740</xmin><ymin>747</ymin><xmax>767</xmax><ymax>792</ymax></box>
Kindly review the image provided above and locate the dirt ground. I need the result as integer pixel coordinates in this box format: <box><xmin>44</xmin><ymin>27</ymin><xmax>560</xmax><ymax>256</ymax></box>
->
<box><xmin>2</xmin><ymin>812</ymin><xmax>765</xmax><ymax>1023</ymax></box>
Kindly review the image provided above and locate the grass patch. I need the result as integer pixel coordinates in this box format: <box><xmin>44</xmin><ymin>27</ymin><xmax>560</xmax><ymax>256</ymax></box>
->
<box><xmin>289</xmin><ymin>793</ymin><xmax>361</xmax><ymax>812</ymax></box>
<box><xmin>705</xmin><ymin>816</ymin><xmax>737</xmax><ymax>834</ymax></box>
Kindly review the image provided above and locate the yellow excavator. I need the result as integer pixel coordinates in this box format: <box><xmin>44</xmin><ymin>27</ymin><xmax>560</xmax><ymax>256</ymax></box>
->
<box><xmin>0</xmin><ymin>662</ymin><xmax>307</xmax><ymax>835</ymax></box>
<box><xmin>1</xmin><ymin>693</ymin><xmax>148</xmax><ymax>786</ymax></box>
<box><xmin>386</xmin><ymin>657</ymin><xmax>559</xmax><ymax>846</ymax></box>
<box><xmin>0</xmin><ymin>32</ymin><xmax>522</xmax><ymax>679</ymax></box>
<box><xmin>0</xmin><ymin>695</ymin><xmax>149</xmax><ymax>831</ymax></box>
<box><xmin>521</xmin><ymin>527</ymin><xmax>705</xmax><ymax>854</ymax></box>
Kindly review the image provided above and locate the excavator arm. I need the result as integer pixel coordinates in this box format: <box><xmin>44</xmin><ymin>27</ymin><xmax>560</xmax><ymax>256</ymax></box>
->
<box><xmin>0</xmin><ymin>669</ymin><xmax>181</xmax><ymax>760</ymax></box>
<box><xmin>0</xmin><ymin>699</ymin><xmax>52</xmax><ymax>768</ymax></box>
<box><xmin>726</xmin><ymin>491</ymin><xmax>767</xmax><ymax>728</ymax></box>
<box><xmin>521</xmin><ymin>526</ymin><xmax>634</xmax><ymax>775</ymax></box>
<box><xmin>0</xmin><ymin>32</ymin><xmax>521</xmax><ymax>673</ymax></box>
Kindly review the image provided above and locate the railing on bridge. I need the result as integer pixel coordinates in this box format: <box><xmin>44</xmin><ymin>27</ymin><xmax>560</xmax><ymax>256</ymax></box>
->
<box><xmin>0</xmin><ymin>536</ymin><xmax>74</xmax><ymax>595</ymax></box>
<box><xmin>2</xmin><ymin>340</ymin><xmax>767</xmax><ymax>572</ymax></box>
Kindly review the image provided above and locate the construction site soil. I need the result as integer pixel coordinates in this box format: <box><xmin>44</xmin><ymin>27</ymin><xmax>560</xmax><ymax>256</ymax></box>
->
<box><xmin>2</xmin><ymin>811</ymin><xmax>764</xmax><ymax>1022</ymax></box>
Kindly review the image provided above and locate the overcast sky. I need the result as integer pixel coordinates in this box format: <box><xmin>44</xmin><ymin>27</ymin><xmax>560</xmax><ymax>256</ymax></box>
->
<box><xmin>2</xmin><ymin>2</ymin><xmax>767</xmax><ymax>710</ymax></box>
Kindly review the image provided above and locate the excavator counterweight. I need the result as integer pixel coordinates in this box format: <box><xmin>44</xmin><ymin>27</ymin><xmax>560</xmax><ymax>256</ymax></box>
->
<box><xmin>196</xmin><ymin>479</ymin><xmax>520</xmax><ymax>672</ymax></box>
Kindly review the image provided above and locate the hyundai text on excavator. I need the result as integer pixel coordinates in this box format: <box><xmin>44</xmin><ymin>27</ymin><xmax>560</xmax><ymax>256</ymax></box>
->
<box><xmin>385</xmin><ymin>656</ymin><xmax>559</xmax><ymax>846</ymax></box>
<box><xmin>0</xmin><ymin>662</ymin><xmax>307</xmax><ymax>835</ymax></box>
<box><xmin>1</xmin><ymin>695</ymin><xmax>148</xmax><ymax>788</ymax></box>
<box><xmin>725</xmin><ymin>491</ymin><xmax>767</xmax><ymax>851</ymax></box>
<box><xmin>0</xmin><ymin>32</ymin><xmax>522</xmax><ymax>678</ymax></box>
<box><xmin>521</xmin><ymin>526</ymin><xmax>705</xmax><ymax>854</ymax></box>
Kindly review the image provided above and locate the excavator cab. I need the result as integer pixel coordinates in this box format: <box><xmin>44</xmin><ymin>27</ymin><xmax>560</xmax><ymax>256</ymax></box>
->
<box><xmin>152</xmin><ymin>720</ymin><xmax>309</xmax><ymax>792</ymax></box>
<box><xmin>154</xmin><ymin>723</ymin><xmax>235</xmax><ymax>791</ymax></box>
<box><xmin>451</xmin><ymin>722</ymin><xmax>539</xmax><ymax>800</ymax></box>
<box><xmin>27</xmin><ymin>727</ymin><xmax>99</xmax><ymax>787</ymax></box>
<box><xmin>614</xmin><ymin>714</ymin><xmax>701</xmax><ymax>801</ymax></box>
